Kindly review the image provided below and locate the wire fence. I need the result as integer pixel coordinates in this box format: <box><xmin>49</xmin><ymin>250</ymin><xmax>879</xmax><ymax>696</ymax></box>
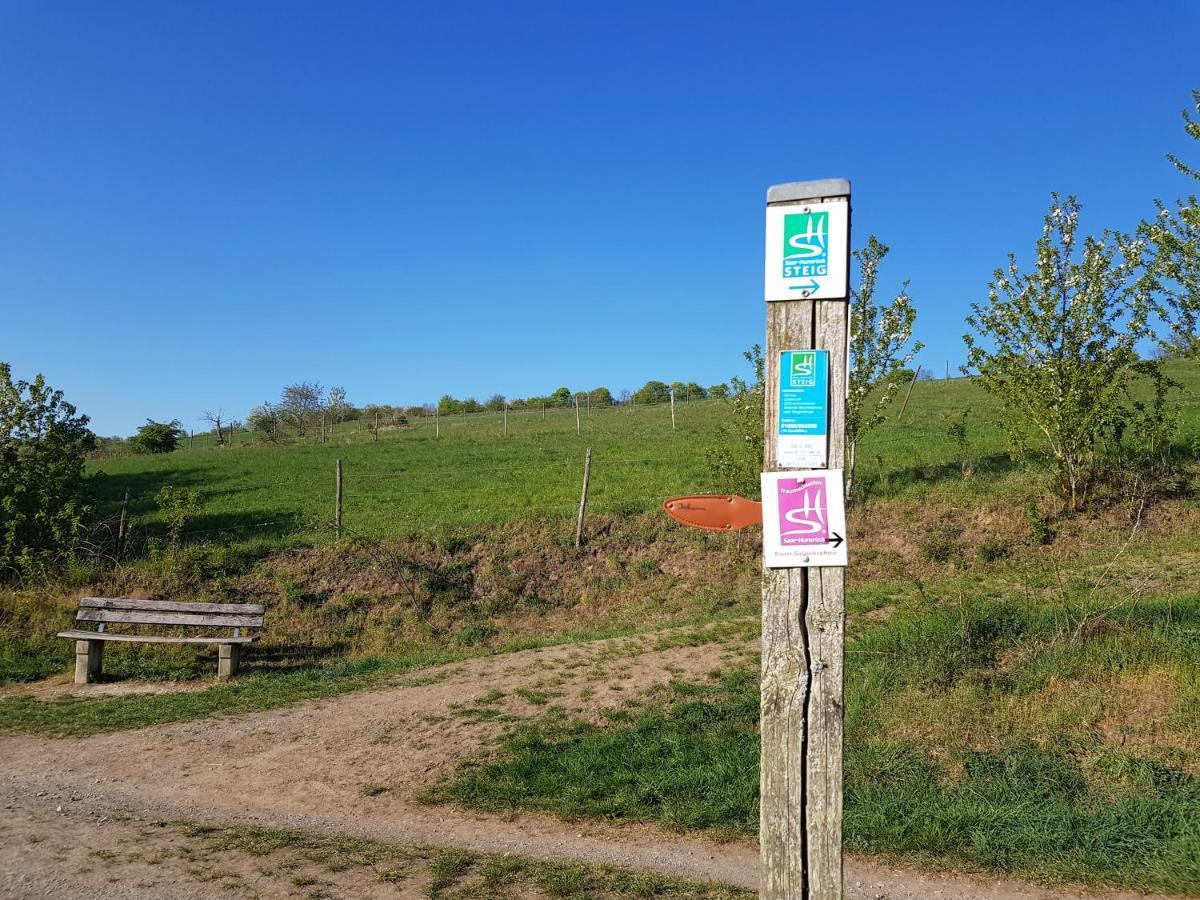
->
<box><xmin>82</xmin><ymin>445</ymin><xmax>720</xmax><ymax>566</ymax></box>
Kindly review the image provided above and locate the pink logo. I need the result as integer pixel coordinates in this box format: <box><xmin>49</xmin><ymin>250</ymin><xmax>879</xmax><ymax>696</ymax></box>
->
<box><xmin>776</xmin><ymin>477</ymin><xmax>829</xmax><ymax>546</ymax></box>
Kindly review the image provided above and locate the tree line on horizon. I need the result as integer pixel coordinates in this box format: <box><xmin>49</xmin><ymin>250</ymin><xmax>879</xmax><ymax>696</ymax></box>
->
<box><xmin>110</xmin><ymin>377</ymin><xmax>733</xmax><ymax>454</ymax></box>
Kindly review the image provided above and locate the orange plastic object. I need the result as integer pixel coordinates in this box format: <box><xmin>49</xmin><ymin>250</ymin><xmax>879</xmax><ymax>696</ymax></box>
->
<box><xmin>663</xmin><ymin>495</ymin><xmax>763</xmax><ymax>531</ymax></box>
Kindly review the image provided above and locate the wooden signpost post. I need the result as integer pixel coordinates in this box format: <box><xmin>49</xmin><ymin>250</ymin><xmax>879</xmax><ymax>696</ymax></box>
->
<box><xmin>661</xmin><ymin>179</ymin><xmax>851</xmax><ymax>898</ymax></box>
<box><xmin>761</xmin><ymin>178</ymin><xmax>850</xmax><ymax>899</ymax></box>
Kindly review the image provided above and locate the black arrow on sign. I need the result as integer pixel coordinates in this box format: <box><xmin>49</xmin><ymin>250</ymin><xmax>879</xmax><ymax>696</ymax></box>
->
<box><xmin>826</xmin><ymin>532</ymin><xmax>844</xmax><ymax>549</ymax></box>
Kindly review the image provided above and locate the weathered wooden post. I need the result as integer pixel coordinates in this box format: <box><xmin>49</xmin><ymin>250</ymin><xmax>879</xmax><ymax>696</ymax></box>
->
<box><xmin>335</xmin><ymin>458</ymin><xmax>343</xmax><ymax>538</ymax></box>
<box><xmin>669</xmin><ymin>386</ymin><xmax>676</xmax><ymax>431</ymax></box>
<box><xmin>575</xmin><ymin>447</ymin><xmax>592</xmax><ymax>549</ymax></box>
<box><xmin>761</xmin><ymin>178</ymin><xmax>851</xmax><ymax>899</ymax></box>
<box><xmin>116</xmin><ymin>488</ymin><xmax>129</xmax><ymax>559</ymax></box>
<box><xmin>897</xmin><ymin>364</ymin><xmax>921</xmax><ymax>422</ymax></box>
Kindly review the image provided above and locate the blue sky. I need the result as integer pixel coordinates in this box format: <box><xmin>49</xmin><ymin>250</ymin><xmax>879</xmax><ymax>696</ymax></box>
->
<box><xmin>1</xmin><ymin>1</ymin><xmax>1197</xmax><ymax>436</ymax></box>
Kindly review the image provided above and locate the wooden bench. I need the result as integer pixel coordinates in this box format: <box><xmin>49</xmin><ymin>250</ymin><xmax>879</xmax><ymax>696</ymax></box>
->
<box><xmin>58</xmin><ymin>597</ymin><xmax>266</xmax><ymax>685</ymax></box>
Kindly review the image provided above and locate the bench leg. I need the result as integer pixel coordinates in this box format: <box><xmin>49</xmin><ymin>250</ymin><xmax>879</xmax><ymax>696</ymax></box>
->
<box><xmin>74</xmin><ymin>640</ymin><xmax>103</xmax><ymax>685</ymax></box>
<box><xmin>218</xmin><ymin>644</ymin><xmax>241</xmax><ymax>680</ymax></box>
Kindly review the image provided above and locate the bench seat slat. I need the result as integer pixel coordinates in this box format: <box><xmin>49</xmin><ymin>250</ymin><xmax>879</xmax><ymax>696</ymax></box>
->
<box><xmin>81</xmin><ymin>597</ymin><xmax>265</xmax><ymax>615</ymax></box>
<box><xmin>58</xmin><ymin>630</ymin><xmax>256</xmax><ymax>645</ymax></box>
<box><xmin>77</xmin><ymin>609</ymin><xmax>264</xmax><ymax>628</ymax></box>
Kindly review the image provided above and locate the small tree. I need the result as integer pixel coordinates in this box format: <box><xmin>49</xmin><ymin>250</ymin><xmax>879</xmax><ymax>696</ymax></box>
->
<box><xmin>964</xmin><ymin>195</ymin><xmax>1160</xmax><ymax>510</ymax></box>
<box><xmin>131</xmin><ymin>419</ymin><xmax>184</xmax><ymax>454</ymax></box>
<box><xmin>485</xmin><ymin>393</ymin><xmax>507</xmax><ymax>412</ymax></box>
<box><xmin>0</xmin><ymin>363</ymin><xmax>96</xmax><ymax>575</ymax></box>
<box><xmin>846</xmin><ymin>236</ymin><xmax>922</xmax><ymax>498</ymax></box>
<box><xmin>248</xmin><ymin>403</ymin><xmax>279</xmax><ymax>442</ymax></box>
<box><xmin>704</xmin><ymin>236</ymin><xmax>920</xmax><ymax>501</ymax></box>
<box><xmin>326</xmin><ymin>387</ymin><xmax>351</xmax><ymax>429</ymax></box>
<box><xmin>201</xmin><ymin>409</ymin><xmax>225</xmax><ymax>445</ymax></box>
<box><xmin>1142</xmin><ymin>88</ymin><xmax>1200</xmax><ymax>356</ymax></box>
<box><xmin>154</xmin><ymin>485</ymin><xmax>200</xmax><ymax>556</ymax></box>
<box><xmin>703</xmin><ymin>346</ymin><xmax>765</xmax><ymax>498</ymax></box>
<box><xmin>279</xmin><ymin>382</ymin><xmax>324</xmax><ymax>435</ymax></box>
<box><xmin>548</xmin><ymin>386</ymin><xmax>572</xmax><ymax>406</ymax></box>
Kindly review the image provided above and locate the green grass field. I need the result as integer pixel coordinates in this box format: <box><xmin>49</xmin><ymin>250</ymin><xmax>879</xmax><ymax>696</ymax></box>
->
<box><xmin>85</xmin><ymin>361</ymin><xmax>1200</xmax><ymax>550</ymax></box>
<box><xmin>88</xmin><ymin>399</ymin><xmax>726</xmax><ymax>547</ymax></box>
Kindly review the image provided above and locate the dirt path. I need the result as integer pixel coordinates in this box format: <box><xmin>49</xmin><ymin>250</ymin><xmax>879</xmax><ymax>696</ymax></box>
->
<box><xmin>0</xmin><ymin>627</ymin><xmax>1175</xmax><ymax>899</ymax></box>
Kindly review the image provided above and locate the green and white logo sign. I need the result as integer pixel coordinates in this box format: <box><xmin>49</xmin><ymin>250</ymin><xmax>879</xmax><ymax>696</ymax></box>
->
<box><xmin>765</xmin><ymin>199</ymin><xmax>849</xmax><ymax>302</ymax></box>
<box><xmin>788</xmin><ymin>350</ymin><xmax>818</xmax><ymax>388</ymax></box>
<box><xmin>782</xmin><ymin>213</ymin><xmax>829</xmax><ymax>279</ymax></box>
<box><xmin>777</xmin><ymin>349</ymin><xmax>829</xmax><ymax>468</ymax></box>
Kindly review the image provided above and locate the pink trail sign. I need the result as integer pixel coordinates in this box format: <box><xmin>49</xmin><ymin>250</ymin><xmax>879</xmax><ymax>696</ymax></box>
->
<box><xmin>776</xmin><ymin>476</ymin><xmax>831</xmax><ymax>546</ymax></box>
<box><xmin>761</xmin><ymin>469</ymin><xmax>848</xmax><ymax>568</ymax></box>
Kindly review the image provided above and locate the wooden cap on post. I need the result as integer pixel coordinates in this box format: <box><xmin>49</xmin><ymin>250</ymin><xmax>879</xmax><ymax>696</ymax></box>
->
<box><xmin>767</xmin><ymin>178</ymin><xmax>851</xmax><ymax>204</ymax></box>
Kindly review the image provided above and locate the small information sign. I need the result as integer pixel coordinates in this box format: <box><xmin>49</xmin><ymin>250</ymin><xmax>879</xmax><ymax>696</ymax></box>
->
<box><xmin>764</xmin><ymin>200</ymin><xmax>850</xmax><ymax>301</ymax></box>
<box><xmin>777</xmin><ymin>349</ymin><xmax>829</xmax><ymax>468</ymax></box>
<box><xmin>761</xmin><ymin>469</ymin><xmax>848</xmax><ymax>568</ymax></box>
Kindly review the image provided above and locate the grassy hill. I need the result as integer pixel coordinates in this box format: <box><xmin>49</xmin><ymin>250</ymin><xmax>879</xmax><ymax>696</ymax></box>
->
<box><xmin>89</xmin><ymin>399</ymin><xmax>728</xmax><ymax>546</ymax></box>
<box><xmin>84</xmin><ymin>359</ymin><xmax>1200</xmax><ymax>548</ymax></box>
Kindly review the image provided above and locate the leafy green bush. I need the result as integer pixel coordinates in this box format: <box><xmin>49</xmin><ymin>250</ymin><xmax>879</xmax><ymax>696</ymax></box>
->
<box><xmin>0</xmin><ymin>363</ymin><xmax>96</xmax><ymax>577</ymax></box>
<box><xmin>130</xmin><ymin>419</ymin><xmax>183</xmax><ymax>454</ymax></box>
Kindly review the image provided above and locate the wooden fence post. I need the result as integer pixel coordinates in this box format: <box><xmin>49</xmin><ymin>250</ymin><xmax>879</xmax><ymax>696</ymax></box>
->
<box><xmin>575</xmin><ymin>447</ymin><xmax>592</xmax><ymax>549</ymax></box>
<box><xmin>374</xmin><ymin>411</ymin><xmax>380</xmax><ymax>441</ymax></box>
<box><xmin>435</xmin><ymin>406</ymin><xmax>440</xmax><ymax>438</ymax></box>
<box><xmin>761</xmin><ymin>178</ymin><xmax>850</xmax><ymax>900</ymax></box>
<box><xmin>669</xmin><ymin>387</ymin><xmax>676</xmax><ymax>431</ymax></box>
<box><xmin>575</xmin><ymin>395</ymin><xmax>581</xmax><ymax>436</ymax></box>
<box><xmin>116</xmin><ymin>488</ymin><xmax>129</xmax><ymax>559</ymax></box>
<box><xmin>504</xmin><ymin>404</ymin><xmax>508</xmax><ymax>436</ymax></box>
<box><xmin>897</xmin><ymin>364</ymin><xmax>921</xmax><ymax>422</ymax></box>
<box><xmin>335</xmin><ymin>459</ymin><xmax>343</xmax><ymax>538</ymax></box>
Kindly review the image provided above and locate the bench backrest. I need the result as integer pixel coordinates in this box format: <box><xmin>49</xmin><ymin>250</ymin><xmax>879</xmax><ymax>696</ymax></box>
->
<box><xmin>75</xmin><ymin>597</ymin><xmax>266</xmax><ymax>632</ymax></box>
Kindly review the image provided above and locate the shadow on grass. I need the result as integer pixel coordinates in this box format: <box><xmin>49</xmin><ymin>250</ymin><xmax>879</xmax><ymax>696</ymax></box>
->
<box><xmin>862</xmin><ymin>451</ymin><xmax>1017</xmax><ymax>498</ymax></box>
